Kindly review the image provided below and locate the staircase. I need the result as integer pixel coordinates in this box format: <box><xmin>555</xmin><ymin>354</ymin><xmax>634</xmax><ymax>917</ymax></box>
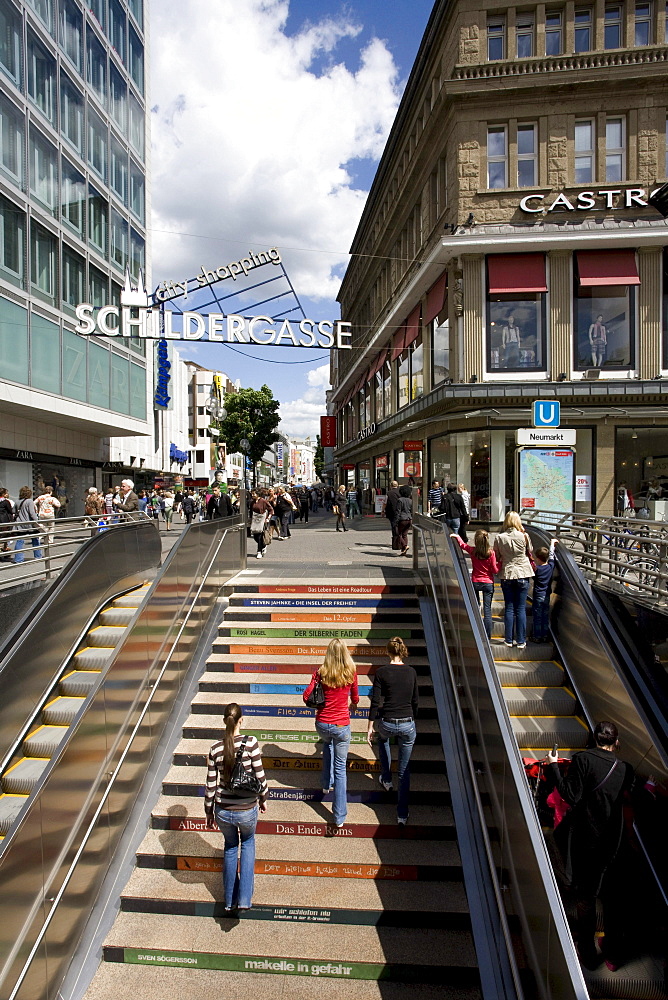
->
<box><xmin>85</xmin><ymin>575</ymin><xmax>482</xmax><ymax>998</ymax></box>
<box><xmin>0</xmin><ymin>582</ymin><xmax>151</xmax><ymax>839</ymax></box>
<box><xmin>490</xmin><ymin>584</ymin><xmax>588</xmax><ymax>760</ymax></box>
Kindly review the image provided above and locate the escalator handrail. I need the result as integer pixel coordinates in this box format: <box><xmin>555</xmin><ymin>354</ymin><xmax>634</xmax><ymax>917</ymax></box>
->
<box><xmin>414</xmin><ymin>513</ymin><xmax>588</xmax><ymax>1000</ymax></box>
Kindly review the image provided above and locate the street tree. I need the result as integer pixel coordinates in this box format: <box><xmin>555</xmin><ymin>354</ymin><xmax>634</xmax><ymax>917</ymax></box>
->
<box><xmin>219</xmin><ymin>384</ymin><xmax>281</xmax><ymax>487</ymax></box>
<box><xmin>314</xmin><ymin>434</ymin><xmax>325</xmax><ymax>480</ymax></box>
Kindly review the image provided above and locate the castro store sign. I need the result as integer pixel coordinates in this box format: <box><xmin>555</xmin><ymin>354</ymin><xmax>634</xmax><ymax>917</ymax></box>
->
<box><xmin>519</xmin><ymin>186</ymin><xmax>661</xmax><ymax>213</ymax></box>
<box><xmin>75</xmin><ymin>273</ymin><xmax>352</xmax><ymax>350</ymax></box>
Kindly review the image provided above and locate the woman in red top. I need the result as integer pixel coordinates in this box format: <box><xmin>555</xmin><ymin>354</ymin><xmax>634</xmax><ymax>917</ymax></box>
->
<box><xmin>452</xmin><ymin>529</ymin><xmax>500</xmax><ymax>639</ymax></box>
<box><xmin>303</xmin><ymin>638</ymin><xmax>359</xmax><ymax>827</ymax></box>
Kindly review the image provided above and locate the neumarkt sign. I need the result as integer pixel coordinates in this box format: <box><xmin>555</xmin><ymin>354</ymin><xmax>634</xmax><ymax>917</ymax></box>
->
<box><xmin>75</xmin><ymin>272</ymin><xmax>351</xmax><ymax>349</ymax></box>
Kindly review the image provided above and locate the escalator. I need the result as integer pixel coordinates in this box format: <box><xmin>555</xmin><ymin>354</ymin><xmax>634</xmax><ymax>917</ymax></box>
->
<box><xmin>0</xmin><ymin>583</ymin><xmax>150</xmax><ymax>840</ymax></box>
<box><xmin>446</xmin><ymin>530</ymin><xmax>668</xmax><ymax>999</ymax></box>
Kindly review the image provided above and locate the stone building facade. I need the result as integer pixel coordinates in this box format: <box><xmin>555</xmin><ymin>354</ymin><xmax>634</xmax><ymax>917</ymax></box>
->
<box><xmin>332</xmin><ymin>0</ymin><xmax>668</xmax><ymax>519</ymax></box>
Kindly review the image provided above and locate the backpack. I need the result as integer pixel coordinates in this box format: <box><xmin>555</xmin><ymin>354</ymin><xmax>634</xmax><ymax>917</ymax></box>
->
<box><xmin>439</xmin><ymin>492</ymin><xmax>458</xmax><ymax>519</ymax></box>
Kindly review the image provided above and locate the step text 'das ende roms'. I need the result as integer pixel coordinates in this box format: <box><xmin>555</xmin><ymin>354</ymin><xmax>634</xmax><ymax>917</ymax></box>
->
<box><xmin>74</xmin><ymin>304</ymin><xmax>352</xmax><ymax>349</ymax></box>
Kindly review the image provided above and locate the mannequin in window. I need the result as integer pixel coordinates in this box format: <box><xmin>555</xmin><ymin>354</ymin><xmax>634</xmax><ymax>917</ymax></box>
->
<box><xmin>502</xmin><ymin>314</ymin><xmax>521</xmax><ymax>368</ymax></box>
<box><xmin>588</xmin><ymin>314</ymin><xmax>607</xmax><ymax>367</ymax></box>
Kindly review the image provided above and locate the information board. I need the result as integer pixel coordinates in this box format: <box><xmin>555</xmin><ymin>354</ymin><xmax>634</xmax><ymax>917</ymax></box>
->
<box><xmin>519</xmin><ymin>448</ymin><xmax>574</xmax><ymax>512</ymax></box>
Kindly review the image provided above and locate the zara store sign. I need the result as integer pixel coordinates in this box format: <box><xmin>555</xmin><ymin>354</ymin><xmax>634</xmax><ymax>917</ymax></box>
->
<box><xmin>519</xmin><ymin>186</ymin><xmax>661</xmax><ymax>213</ymax></box>
<box><xmin>75</xmin><ymin>272</ymin><xmax>352</xmax><ymax>350</ymax></box>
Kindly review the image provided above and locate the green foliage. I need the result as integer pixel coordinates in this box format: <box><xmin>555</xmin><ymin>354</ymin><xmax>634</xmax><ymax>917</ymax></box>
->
<box><xmin>314</xmin><ymin>434</ymin><xmax>325</xmax><ymax>479</ymax></box>
<box><xmin>219</xmin><ymin>385</ymin><xmax>281</xmax><ymax>473</ymax></box>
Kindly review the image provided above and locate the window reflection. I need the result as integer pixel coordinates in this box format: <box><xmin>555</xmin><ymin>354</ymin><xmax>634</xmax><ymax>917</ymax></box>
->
<box><xmin>487</xmin><ymin>295</ymin><xmax>545</xmax><ymax>371</ymax></box>
<box><xmin>575</xmin><ymin>284</ymin><xmax>633</xmax><ymax>369</ymax></box>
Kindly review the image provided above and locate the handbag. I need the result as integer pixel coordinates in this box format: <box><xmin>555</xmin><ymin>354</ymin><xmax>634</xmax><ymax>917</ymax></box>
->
<box><xmin>250</xmin><ymin>510</ymin><xmax>267</xmax><ymax>533</ymax></box>
<box><xmin>226</xmin><ymin>736</ymin><xmax>263</xmax><ymax>795</ymax></box>
<box><xmin>305</xmin><ymin>676</ymin><xmax>326</xmax><ymax>709</ymax></box>
<box><xmin>263</xmin><ymin>525</ymin><xmax>273</xmax><ymax>546</ymax></box>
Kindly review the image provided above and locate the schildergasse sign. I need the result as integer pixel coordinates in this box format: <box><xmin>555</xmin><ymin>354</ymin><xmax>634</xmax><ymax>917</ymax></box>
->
<box><xmin>75</xmin><ymin>270</ymin><xmax>352</xmax><ymax>350</ymax></box>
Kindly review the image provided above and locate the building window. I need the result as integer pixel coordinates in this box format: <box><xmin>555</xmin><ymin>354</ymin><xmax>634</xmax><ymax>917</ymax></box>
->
<box><xmin>0</xmin><ymin>92</ymin><xmax>24</xmax><ymax>189</ymax></box>
<box><xmin>516</xmin><ymin>15</ymin><xmax>534</xmax><ymax>57</ymax></box>
<box><xmin>605</xmin><ymin>117</ymin><xmax>625</xmax><ymax>182</ymax></box>
<box><xmin>129</xmin><ymin>26</ymin><xmax>143</xmax><ymax>91</ymax></box>
<box><xmin>88</xmin><ymin>184</ymin><xmax>107</xmax><ymax>255</ymax></box>
<box><xmin>195</xmin><ymin>449</ymin><xmax>205</xmax><ymax>464</ymax></box>
<box><xmin>198</xmin><ymin>428</ymin><xmax>205</xmax><ymax>438</ymax></box>
<box><xmin>396</xmin><ymin>336</ymin><xmax>424</xmax><ymax>408</ymax></box>
<box><xmin>487</xmin><ymin>297</ymin><xmax>545</xmax><ymax>372</ymax></box>
<box><xmin>397</xmin><ymin>350</ymin><xmax>409</xmax><ymax>409</ymax></box>
<box><xmin>86</xmin><ymin>29</ymin><xmax>106</xmax><ymax>106</ymax></box>
<box><xmin>109</xmin><ymin>0</ymin><xmax>126</xmax><ymax>62</ymax></box>
<box><xmin>432</xmin><ymin>318</ymin><xmax>450</xmax><ymax>385</ymax></box>
<box><xmin>635</xmin><ymin>2</ymin><xmax>652</xmax><ymax>43</ymax></box>
<box><xmin>30</xmin><ymin>221</ymin><xmax>56</xmax><ymax>300</ymax></box>
<box><xmin>130</xmin><ymin>160</ymin><xmax>144</xmax><ymax>221</ymax></box>
<box><xmin>109</xmin><ymin>63</ymin><xmax>127</xmax><ymax>133</ymax></box>
<box><xmin>27</xmin><ymin>31</ymin><xmax>55</xmax><ymax>123</ymax></box>
<box><xmin>60</xmin><ymin>72</ymin><xmax>84</xmax><ymax>153</ymax></box>
<box><xmin>29</xmin><ymin>126</ymin><xmax>57</xmax><ymax>214</ymax></box>
<box><xmin>0</xmin><ymin>193</ymin><xmax>25</xmax><ymax>286</ymax></box>
<box><xmin>517</xmin><ymin>123</ymin><xmax>537</xmax><ymax>187</ymax></box>
<box><xmin>127</xmin><ymin>0</ymin><xmax>143</xmax><ymax>30</ymax></box>
<box><xmin>487</xmin><ymin>19</ymin><xmax>505</xmax><ymax>60</ymax></box>
<box><xmin>60</xmin><ymin>0</ymin><xmax>82</xmax><ymax>71</ymax></box>
<box><xmin>61</xmin><ymin>157</ymin><xmax>85</xmax><ymax>236</ymax></box>
<box><xmin>111</xmin><ymin>137</ymin><xmax>128</xmax><ymax>203</ymax></box>
<box><xmin>62</xmin><ymin>245</ymin><xmax>85</xmax><ymax>309</ymax></box>
<box><xmin>89</xmin><ymin>264</ymin><xmax>107</xmax><ymax>307</ymax></box>
<box><xmin>575</xmin><ymin>283</ymin><xmax>634</xmax><ymax>369</ymax></box>
<box><xmin>430</xmin><ymin>430</ymin><xmax>491</xmax><ymax>519</ymax></box>
<box><xmin>130</xmin><ymin>228</ymin><xmax>144</xmax><ymax>279</ymax></box>
<box><xmin>574</xmin><ymin>8</ymin><xmax>592</xmax><ymax>51</ymax></box>
<box><xmin>87</xmin><ymin>105</ymin><xmax>107</xmax><ymax>181</ymax></box>
<box><xmin>0</xmin><ymin>0</ymin><xmax>23</xmax><ymax>88</ymax></box>
<box><xmin>86</xmin><ymin>0</ymin><xmax>104</xmax><ymax>29</ymax></box>
<box><xmin>26</xmin><ymin>0</ymin><xmax>52</xmax><ymax>32</ymax></box>
<box><xmin>411</xmin><ymin>334</ymin><xmax>424</xmax><ymax>401</ymax></box>
<box><xmin>129</xmin><ymin>91</ymin><xmax>144</xmax><ymax>158</ymax></box>
<box><xmin>545</xmin><ymin>11</ymin><xmax>563</xmax><ymax>55</ymax></box>
<box><xmin>575</xmin><ymin>119</ymin><xmax>594</xmax><ymax>183</ymax></box>
<box><xmin>604</xmin><ymin>5</ymin><xmax>623</xmax><ymax>47</ymax></box>
<box><xmin>487</xmin><ymin>125</ymin><xmax>507</xmax><ymax>188</ymax></box>
<box><xmin>110</xmin><ymin>207</ymin><xmax>128</xmax><ymax>269</ymax></box>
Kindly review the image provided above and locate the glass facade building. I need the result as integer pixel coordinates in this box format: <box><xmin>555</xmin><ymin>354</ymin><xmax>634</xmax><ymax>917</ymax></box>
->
<box><xmin>0</xmin><ymin>0</ymin><xmax>149</xmax><ymax>511</ymax></box>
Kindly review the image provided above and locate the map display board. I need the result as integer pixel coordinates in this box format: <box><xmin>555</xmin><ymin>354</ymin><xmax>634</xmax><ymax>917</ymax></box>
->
<box><xmin>519</xmin><ymin>448</ymin><xmax>574</xmax><ymax>512</ymax></box>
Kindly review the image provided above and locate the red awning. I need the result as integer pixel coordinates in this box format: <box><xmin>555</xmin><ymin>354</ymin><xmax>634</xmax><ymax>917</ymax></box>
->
<box><xmin>487</xmin><ymin>253</ymin><xmax>547</xmax><ymax>294</ymax></box>
<box><xmin>425</xmin><ymin>272</ymin><xmax>447</xmax><ymax>324</ymax></box>
<box><xmin>370</xmin><ymin>348</ymin><xmax>388</xmax><ymax>378</ymax></box>
<box><xmin>391</xmin><ymin>325</ymin><xmax>406</xmax><ymax>362</ymax></box>
<box><xmin>576</xmin><ymin>250</ymin><xmax>640</xmax><ymax>286</ymax></box>
<box><xmin>404</xmin><ymin>305</ymin><xmax>422</xmax><ymax>349</ymax></box>
<box><xmin>353</xmin><ymin>375</ymin><xmax>365</xmax><ymax>396</ymax></box>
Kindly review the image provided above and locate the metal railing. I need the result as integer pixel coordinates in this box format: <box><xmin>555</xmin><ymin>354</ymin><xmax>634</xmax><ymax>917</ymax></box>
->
<box><xmin>414</xmin><ymin>512</ymin><xmax>587</xmax><ymax>1000</ymax></box>
<box><xmin>0</xmin><ymin>513</ymin><xmax>246</xmax><ymax>1000</ymax></box>
<box><xmin>0</xmin><ymin>511</ymin><xmax>153</xmax><ymax>592</ymax></box>
<box><xmin>521</xmin><ymin>509</ymin><xmax>668</xmax><ymax>609</ymax></box>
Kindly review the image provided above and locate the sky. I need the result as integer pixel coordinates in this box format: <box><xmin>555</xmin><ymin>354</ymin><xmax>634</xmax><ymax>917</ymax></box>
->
<box><xmin>150</xmin><ymin>0</ymin><xmax>435</xmax><ymax>439</ymax></box>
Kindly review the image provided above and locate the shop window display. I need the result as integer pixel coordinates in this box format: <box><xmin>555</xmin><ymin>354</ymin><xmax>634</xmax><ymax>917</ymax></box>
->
<box><xmin>432</xmin><ymin>318</ymin><xmax>450</xmax><ymax>385</ymax></box>
<box><xmin>574</xmin><ymin>284</ymin><xmax>633</xmax><ymax>369</ymax></box>
<box><xmin>487</xmin><ymin>294</ymin><xmax>545</xmax><ymax>372</ymax></box>
<box><xmin>430</xmin><ymin>430</ymin><xmax>491</xmax><ymax>519</ymax></box>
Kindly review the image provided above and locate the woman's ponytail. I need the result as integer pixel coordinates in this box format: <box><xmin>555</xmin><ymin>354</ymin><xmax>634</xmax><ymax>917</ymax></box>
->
<box><xmin>222</xmin><ymin>702</ymin><xmax>243</xmax><ymax>785</ymax></box>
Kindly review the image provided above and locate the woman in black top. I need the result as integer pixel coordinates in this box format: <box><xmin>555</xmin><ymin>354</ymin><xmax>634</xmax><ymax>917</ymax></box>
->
<box><xmin>0</xmin><ymin>488</ymin><xmax>14</xmax><ymax>559</ymax></box>
<box><xmin>366</xmin><ymin>637</ymin><xmax>419</xmax><ymax>824</ymax></box>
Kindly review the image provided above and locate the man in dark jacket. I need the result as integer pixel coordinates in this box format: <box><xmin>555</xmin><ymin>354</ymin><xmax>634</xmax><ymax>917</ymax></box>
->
<box><xmin>206</xmin><ymin>485</ymin><xmax>233</xmax><ymax>520</ymax></box>
<box><xmin>439</xmin><ymin>483</ymin><xmax>467</xmax><ymax>534</ymax></box>
<box><xmin>384</xmin><ymin>480</ymin><xmax>401</xmax><ymax>549</ymax></box>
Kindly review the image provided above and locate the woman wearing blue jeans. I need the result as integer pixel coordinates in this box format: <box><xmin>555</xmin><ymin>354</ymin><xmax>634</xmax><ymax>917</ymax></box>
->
<box><xmin>303</xmin><ymin>638</ymin><xmax>359</xmax><ymax>827</ymax></box>
<box><xmin>204</xmin><ymin>703</ymin><xmax>267</xmax><ymax>912</ymax></box>
<box><xmin>493</xmin><ymin>511</ymin><xmax>535</xmax><ymax>649</ymax></box>
<box><xmin>367</xmin><ymin>637</ymin><xmax>419</xmax><ymax>825</ymax></box>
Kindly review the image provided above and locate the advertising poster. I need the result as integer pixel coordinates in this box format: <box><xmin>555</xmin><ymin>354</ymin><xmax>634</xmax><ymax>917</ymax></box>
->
<box><xmin>575</xmin><ymin>474</ymin><xmax>591</xmax><ymax>501</ymax></box>
<box><xmin>277</xmin><ymin>443</ymin><xmax>283</xmax><ymax>470</ymax></box>
<box><xmin>519</xmin><ymin>449</ymin><xmax>574</xmax><ymax>512</ymax></box>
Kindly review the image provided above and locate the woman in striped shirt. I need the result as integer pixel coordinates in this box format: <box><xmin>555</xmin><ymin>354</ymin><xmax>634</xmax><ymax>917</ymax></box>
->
<box><xmin>205</xmin><ymin>703</ymin><xmax>268</xmax><ymax>911</ymax></box>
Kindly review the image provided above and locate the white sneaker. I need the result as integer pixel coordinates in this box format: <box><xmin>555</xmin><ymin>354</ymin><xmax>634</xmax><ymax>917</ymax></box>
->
<box><xmin>256</xmin><ymin>552</ymin><xmax>263</xmax><ymax>558</ymax></box>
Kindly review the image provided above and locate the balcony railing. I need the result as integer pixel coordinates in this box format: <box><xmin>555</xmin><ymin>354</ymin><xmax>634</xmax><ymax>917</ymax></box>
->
<box><xmin>453</xmin><ymin>45</ymin><xmax>668</xmax><ymax>80</ymax></box>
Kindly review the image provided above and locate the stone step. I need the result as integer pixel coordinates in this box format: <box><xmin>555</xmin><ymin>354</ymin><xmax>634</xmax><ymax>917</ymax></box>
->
<box><xmin>203</xmin><ymin>656</ymin><xmax>432</xmax><ymax>675</ymax></box>
<box><xmin>181</xmin><ymin>716</ymin><xmax>440</xmax><ymax>744</ymax></box>
<box><xmin>217</xmin><ymin>624</ymin><xmax>423</xmax><ymax>641</ymax></box>
<box><xmin>227</xmin><ymin>594</ymin><xmax>418</xmax><ymax>610</ymax></box>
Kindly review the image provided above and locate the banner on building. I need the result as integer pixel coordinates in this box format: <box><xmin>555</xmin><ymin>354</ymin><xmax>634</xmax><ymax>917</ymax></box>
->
<box><xmin>320</xmin><ymin>416</ymin><xmax>337</xmax><ymax>448</ymax></box>
<box><xmin>277</xmin><ymin>443</ymin><xmax>283</xmax><ymax>469</ymax></box>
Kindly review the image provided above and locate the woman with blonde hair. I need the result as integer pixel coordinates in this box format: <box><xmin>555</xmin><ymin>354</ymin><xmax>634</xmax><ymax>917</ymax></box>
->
<box><xmin>303</xmin><ymin>637</ymin><xmax>359</xmax><ymax>826</ymax></box>
<box><xmin>493</xmin><ymin>510</ymin><xmax>535</xmax><ymax>649</ymax></box>
<box><xmin>366</xmin><ymin>637</ymin><xmax>419</xmax><ymax>824</ymax></box>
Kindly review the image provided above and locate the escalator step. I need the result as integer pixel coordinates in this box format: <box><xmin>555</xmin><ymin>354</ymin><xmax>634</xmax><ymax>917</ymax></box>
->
<box><xmin>3</xmin><ymin>757</ymin><xmax>50</xmax><ymax>794</ymax></box>
<box><xmin>43</xmin><ymin>696</ymin><xmax>86</xmax><ymax>726</ymax></box>
<box><xmin>112</xmin><ymin>586</ymin><xmax>150</xmax><ymax>608</ymax></box>
<box><xmin>60</xmin><ymin>669</ymin><xmax>102</xmax><ymax>696</ymax></box>
<box><xmin>496</xmin><ymin>661</ymin><xmax>564</xmax><ymax>687</ymax></box>
<box><xmin>0</xmin><ymin>793</ymin><xmax>29</xmax><ymax>834</ymax></box>
<box><xmin>23</xmin><ymin>725</ymin><xmax>69</xmax><ymax>758</ymax></box>
<box><xmin>99</xmin><ymin>607</ymin><xmax>135</xmax><ymax>626</ymax></box>
<box><xmin>87</xmin><ymin>626</ymin><xmax>127</xmax><ymax>647</ymax></box>
<box><xmin>510</xmin><ymin>716</ymin><xmax>589</xmax><ymax>749</ymax></box>
<box><xmin>74</xmin><ymin>647</ymin><xmax>116</xmax><ymax>669</ymax></box>
<box><xmin>502</xmin><ymin>688</ymin><xmax>576</xmax><ymax>717</ymax></box>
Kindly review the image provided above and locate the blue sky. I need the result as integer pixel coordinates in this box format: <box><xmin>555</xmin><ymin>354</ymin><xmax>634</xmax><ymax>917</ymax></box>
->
<box><xmin>150</xmin><ymin>0</ymin><xmax>435</xmax><ymax>437</ymax></box>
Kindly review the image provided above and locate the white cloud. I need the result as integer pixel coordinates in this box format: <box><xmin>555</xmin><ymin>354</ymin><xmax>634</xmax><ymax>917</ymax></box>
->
<box><xmin>279</xmin><ymin>363</ymin><xmax>331</xmax><ymax>438</ymax></box>
<box><xmin>150</xmin><ymin>0</ymin><xmax>401</xmax><ymax>302</ymax></box>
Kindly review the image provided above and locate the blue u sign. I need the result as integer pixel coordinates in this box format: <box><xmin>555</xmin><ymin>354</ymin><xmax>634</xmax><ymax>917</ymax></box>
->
<box><xmin>532</xmin><ymin>400</ymin><xmax>560</xmax><ymax>428</ymax></box>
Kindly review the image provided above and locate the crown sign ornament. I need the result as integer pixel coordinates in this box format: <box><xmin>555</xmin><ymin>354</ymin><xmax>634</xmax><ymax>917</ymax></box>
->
<box><xmin>120</xmin><ymin>267</ymin><xmax>151</xmax><ymax>308</ymax></box>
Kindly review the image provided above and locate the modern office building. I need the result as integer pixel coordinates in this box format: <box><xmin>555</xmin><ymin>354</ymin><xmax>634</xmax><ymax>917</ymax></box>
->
<box><xmin>332</xmin><ymin>0</ymin><xmax>668</xmax><ymax>519</ymax></box>
<box><xmin>185</xmin><ymin>362</ymin><xmax>242</xmax><ymax>487</ymax></box>
<box><xmin>0</xmin><ymin>0</ymin><xmax>149</xmax><ymax>513</ymax></box>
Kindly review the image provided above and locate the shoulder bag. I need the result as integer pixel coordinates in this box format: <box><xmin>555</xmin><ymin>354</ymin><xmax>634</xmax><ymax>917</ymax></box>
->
<box><xmin>305</xmin><ymin>675</ymin><xmax>326</xmax><ymax>709</ymax></box>
<box><xmin>250</xmin><ymin>510</ymin><xmax>268</xmax><ymax>534</ymax></box>
<box><xmin>226</xmin><ymin>736</ymin><xmax>263</xmax><ymax>795</ymax></box>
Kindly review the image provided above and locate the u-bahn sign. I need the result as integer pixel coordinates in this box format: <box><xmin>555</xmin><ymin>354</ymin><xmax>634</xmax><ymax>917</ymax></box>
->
<box><xmin>75</xmin><ymin>272</ymin><xmax>351</xmax><ymax>349</ymax></box>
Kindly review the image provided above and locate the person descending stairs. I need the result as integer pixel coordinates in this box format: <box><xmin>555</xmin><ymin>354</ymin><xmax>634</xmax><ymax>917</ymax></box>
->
<box><xmin>85</xmin><ymin>572</ymin><xmax>483</xmax><ymax>998</ymax></box>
